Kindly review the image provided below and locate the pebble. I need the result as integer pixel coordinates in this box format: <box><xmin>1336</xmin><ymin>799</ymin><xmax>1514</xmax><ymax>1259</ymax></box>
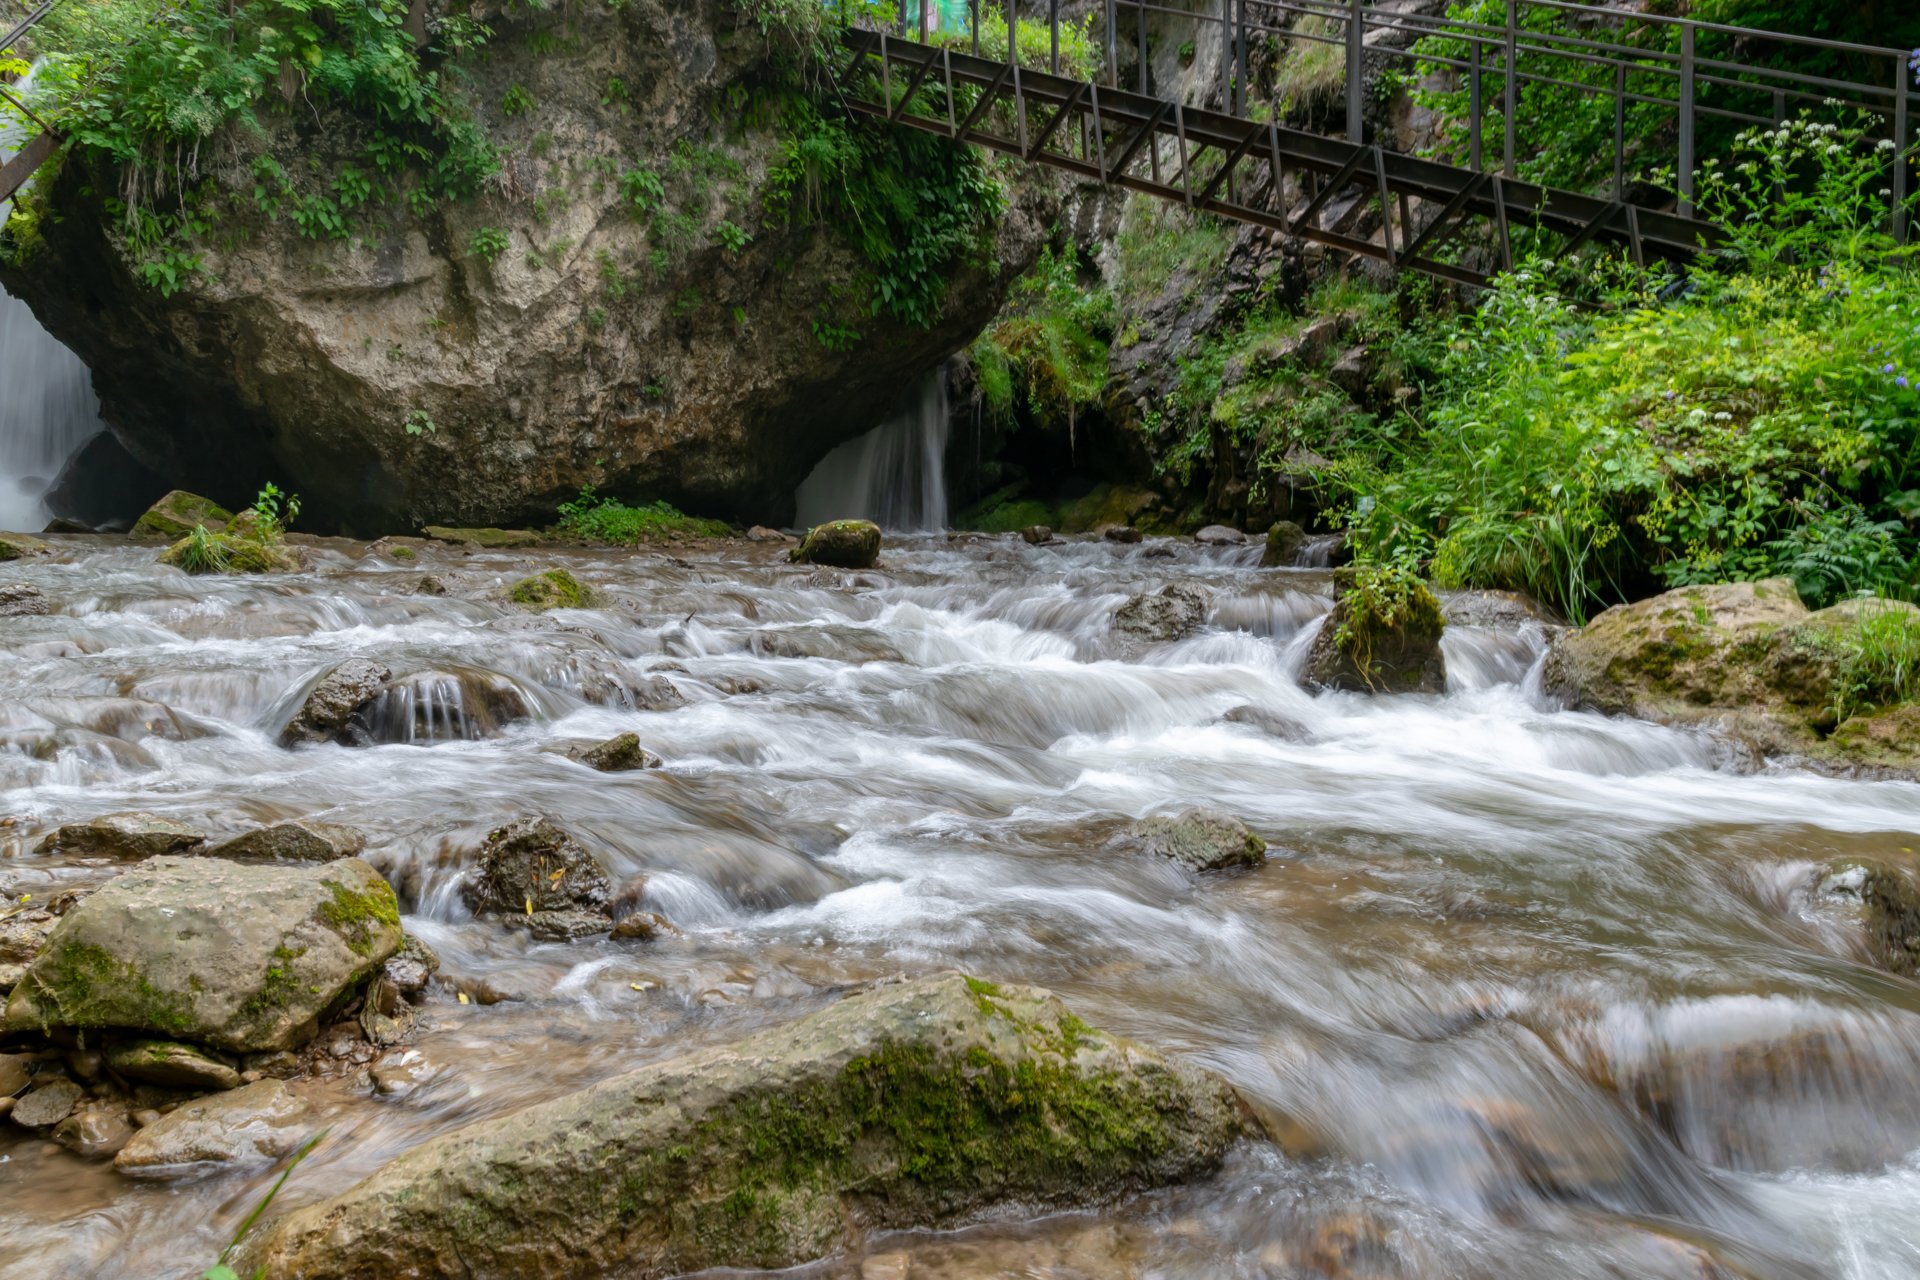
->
<box><xmin>11</xmin><ymin>1079</ymin><xmax>84</xmax><ymax>1129</ymax></box>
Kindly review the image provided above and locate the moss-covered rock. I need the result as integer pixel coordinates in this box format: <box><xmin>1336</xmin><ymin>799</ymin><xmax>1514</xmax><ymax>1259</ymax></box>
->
<box><xmin>507</xmin><ymin>568</ymin><xmax>598</xmax><ymax>611</ymax></box>
<box><xmin>790</xmin><ymin>519</ymin><xmax>883</xmax><ymax>569</ymax></box>
<box><xmin>0</xmin><ymin>531</ymin><xmax>51</xmax><ymax>560</ymax></box>
<box><xmin>130</xmin><ymin>490</ymin><xmax>232</xmax><ymax>541</ymax></box>
<box><xmin>423</xmin><ymin>526</ymin><xmax>541</xmax><ymax>548</ymax></box>
<box><xmin>203</xmin><ymin>819</ymin><xmax>366</xmax><ymax>862</ymax></box>
<box><xmin>157</xmin><ymin>529</ymin><xmax>302</xmax><ymax>574</ymax></box>
<box><xmin>1304</xmin><ymin>567</ymin><xmax>1447</xmax><ymax>694</ymax></box>
<box><xmin>1262</xmin><ymin>520</ymin><xmax>1307</xmax><ymax>567</ymax></box>
<box><xmin>245</xmin><ymin>973</ymin><xmax>1249</xmax><ymax>1278</ymax></box>
<box><xmin>4</xmin><ymin>856</ymin><xmax>401</xmax><ymax>1052</ymax></box>
<box><xmin>567</xmin><ymin>732</ymin><xmax>661</xmax><ymax>773</ymax></box>
<box><xmin>1544</xmin><ymin>580</ymin><xmax>1920</xmax><ymax>776</ymax></box>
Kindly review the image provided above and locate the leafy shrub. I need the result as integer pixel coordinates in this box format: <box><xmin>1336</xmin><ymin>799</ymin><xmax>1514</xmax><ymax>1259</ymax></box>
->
<box><xmin>469</xmin><ymin>227</ymin><xmax>511</xmax><ymax>263</ymax></box>
<box><xmin>967</xmin><ymin>245</ymin><xmax>1113</xmax><ymax>431</ymax></box>
<box><xmin>554</xmin><ymin>487</ymin><xmax>731</xmax><ymax>543</ymax></box>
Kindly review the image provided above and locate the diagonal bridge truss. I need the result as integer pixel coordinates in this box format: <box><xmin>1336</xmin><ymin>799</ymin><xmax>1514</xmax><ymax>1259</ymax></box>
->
<box><xmin>836</xmin><ymin>30</ymin><xmax>1716</xmax><ymax>289</ymax></box>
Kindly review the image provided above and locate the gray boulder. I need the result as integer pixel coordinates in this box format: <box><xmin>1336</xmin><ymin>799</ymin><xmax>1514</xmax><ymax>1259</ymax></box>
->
<box><xmin>278</xmin><ymin>659</ymin><xmax>394</xmax><ymax>746</ymax></box>
<box><xmin>790</xmin><ymin>520</ymin><xmax>882</xmax><ymax>569</ymax></box>
<box><xmin>114</xmin><ymin>1078</ymin><xmax>310</xmax><ymax>1177</ymax></box>
<box><xmin>11</xmin><ymin>1078</ymin><xmax>83</xmax><ymax>1129</ymax></box>
<box><xmin>245</xmin><ymin>973</ymin><xmax>1248</xmax><ymax>1279</ymax></box>
<box><xmin>1117</xmin><ymin>809</ymin><xmax>1268</xmax><ymax>872</ymax></box>
<box><xmin>1194</xmin><ymin>525</ymin><xmax>1247</xmax><ymax>546</ymax></box>
<box><xmin>0</xmin><ymin>582</ymin><xmax>48</xmax><ymax>616</ymax></box>
<box><xmin>203</xmin><ymin>819</ymin><xmax>366</xmax><ymax>862</ymax></box>
<box><xmin>34</xmin><ymin>812</ymin><xmax>206</xmax><ymax>860</ymax></box>
<box><xmin>1113</xmin><ymin>584</ymin><xmax>1211</xmax><ymax>643</ymax></box>
<box><xmin>4</xmin><ymin>857</ymin><xmax>402</xmax><ymax>1052</ymax></box>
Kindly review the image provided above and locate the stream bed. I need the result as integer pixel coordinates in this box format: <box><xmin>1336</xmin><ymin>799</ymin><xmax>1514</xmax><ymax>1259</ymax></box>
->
<box><xmin>4</xmin><ymin>532</ymin><xmax>1920</xmax><ymax>1279</ymax></box>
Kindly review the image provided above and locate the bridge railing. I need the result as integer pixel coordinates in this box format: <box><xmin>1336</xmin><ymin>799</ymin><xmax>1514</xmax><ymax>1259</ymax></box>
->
<box><xmin>845</xmin><ymin>0</ymin><xmax>1916</xmax><ymax>243</ymax></box>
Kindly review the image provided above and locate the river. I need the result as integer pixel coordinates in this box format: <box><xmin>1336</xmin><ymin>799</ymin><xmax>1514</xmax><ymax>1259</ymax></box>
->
<box><xmin>3</xmin><ymin>532</ymin><xmax>1919</xmax><ymax>1278</ymax></box>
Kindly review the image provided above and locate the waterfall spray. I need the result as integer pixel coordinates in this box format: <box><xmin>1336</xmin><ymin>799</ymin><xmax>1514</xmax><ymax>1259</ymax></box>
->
<box><xmin>794</xmin><ymin>368</ymin><xmax>951</xmax><ymax>533</ymax></box>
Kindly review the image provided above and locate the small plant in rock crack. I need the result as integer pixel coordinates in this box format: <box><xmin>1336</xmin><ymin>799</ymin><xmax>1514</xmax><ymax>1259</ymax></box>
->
<box><xmin>403</xmin><ymin>409</ymin><xmax>438</xmax><ymax>437</ymax></box>
<box><xmin>468</xmin><ymin>226</ymin><xmax>511</xmax><ymax>263</ymax></box>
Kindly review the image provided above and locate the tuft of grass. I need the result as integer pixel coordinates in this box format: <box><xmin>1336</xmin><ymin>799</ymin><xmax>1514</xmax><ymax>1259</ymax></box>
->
<box><xmin>1827</xmin><ymin>605</ymin><xmax>1920</xmax><ymax>724</ymax></box>
<box><xmin>176</xmin><ymin>525</ymin><xmax>229</xmax><ymax>574</ymax></box>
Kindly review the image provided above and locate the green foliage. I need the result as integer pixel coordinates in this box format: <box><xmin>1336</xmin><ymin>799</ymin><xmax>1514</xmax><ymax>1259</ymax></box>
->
<box><xmin>1332</xmin><ymin>557</ymin><xmax>1445</xmax><ymax>676</ymax></box>
<box><xmin>619</xmin><ymin>165</ymin><xmax>666</xmax><ymax>215</ymax></box>
<box><xmin>6</xmin><ymin>0</ymin><xmax>499</xmax><ymax>284</ymax></box>
<box><xmin>469</xmin><ymin>226</ymin><xmax>511</xmax><ymax>263</ymax></box>
<box><xmin>403</xmin><ymin>409</ymin><xmax>437</xmax><ymax>436</ymax></box>
<box><xmin>1112</xmin><ymin>202</ymin><xmax>1234</xmax><ymax>308</ymax></box>
<box><xmin>948</xmin><ymin>10</ymin><xmax>1101</xmax><ymax>78</ymax></box>
<box><xmin>715</xmin><ymin>219</ymin><xmax>752</xmax><ymax>256</ymax></box>
<box><xmin>554</xmin><ymin>486</ymin><xmax>732</xmax><ymax>543</ymax></box>
<box><xmin>1825</xmin><ymin>604</ymin><xmax>1920</xmax><ymax>723</ymax></box>
<box><xmin>201</xmin><ymin>1128</ymin><xmax>329</xmax><ymax>1280</ymax></box>
<box><xmin>968</xmin><ymin>244</ymin><xmax>1113</xmax><ymax>430</ymax></box>
<box><xmin>1322</xmin><ymin>125</ymin><xmax>1920</xmax><ymax>620</ymax></box>
<box><xmin>251</xmin><ymin>483</ymin><xmax>301</xmax><ymax>539</ymax></box>
<box><xmin>765</xmin><ymin>98</ymin><xmax>1002</xmax><ymax>332</ymax></box>
<box><xmin>501</xmin><ymin>83</ymin><xmax>537</xmax><ymax>118</ymax></box>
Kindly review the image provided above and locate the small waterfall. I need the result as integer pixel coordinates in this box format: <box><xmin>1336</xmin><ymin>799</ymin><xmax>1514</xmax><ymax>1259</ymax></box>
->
<box><xmin>1</xmin><ymin>76</ymin><xmax>104</xmax><ymax>532</ymax></box>
<box><xmin>795</xmin><ymin>369</ymin><xmax>950</xmax><ymax>532</ymax></box>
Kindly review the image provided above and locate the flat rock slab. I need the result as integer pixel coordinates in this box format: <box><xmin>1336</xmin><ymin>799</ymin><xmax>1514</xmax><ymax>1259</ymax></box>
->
<box><xmin>421</xmin><ymin>526</ymin><xmax>540</xmax><ymax>548</ymax></box>
<box><xmin>247</xmin><ymin>973</ymin><xmax>1247</xmax><ymax>1279</ymax></box>
<box><xmin>5</xmin><ymin>856</ymin><xmax>402</xmax><ymax>1052</ymax></box>
<box><xmin>12</xmin><ymin>1078</ymin><xmax>84</xmax><ymax>1128</ymax></box>
<box><xmin>34</xmin><ymin>812</ymin><xmax>206</xmax><ymax>859</ymax></box>
<box><xmin>115</xmin><ymin>1079</ymin><xmax>310</xmax><ymax>1177</ymax></box>
<box><xmin>204</xmin><ymin>820</ymin><xmax>366</xmax><ymax>862</ymax></box>
<box><xmin>107</xmin><ymin>1039</ymin><xmax>242</xmax><ymax>1091</ymax></box>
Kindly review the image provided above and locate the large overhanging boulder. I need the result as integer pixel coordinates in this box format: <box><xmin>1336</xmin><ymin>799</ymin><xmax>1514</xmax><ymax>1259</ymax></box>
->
<box><xmin>0</xmin><ymin>0</ymin><xmax>1053</xmax><ymax>533</ymax></box>
<box><xmin>245</xmin><ymin>973</ymin><xmax>1250</xmax><ymax>1277</ymax></box>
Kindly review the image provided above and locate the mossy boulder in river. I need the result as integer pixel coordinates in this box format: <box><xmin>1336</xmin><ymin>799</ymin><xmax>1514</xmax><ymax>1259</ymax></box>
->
<box><xmin>3</xmin><ymin>856</ymin><xmax>401</xmax><ymax>1052</ymax></box>
<box><xmin>244</xmin><ymin>972</ymin><xmax>1248</xmax><ymax>1278</ymax></box>
<box><xmin>130</xmin><ymin>490</ymin><xmax>232</xmax><ymax>541</ymax></box>
<box><xmin>1543</xmin><ymin>579</ymin><xmax>1920</xmax><ymax>776</ymax></box>
<box><xmin>1304</xmin><ymin>567</ymin><xmax>1447</xmax><ymax>694</ymax></box>
<box><xmin>157</xmin><ymin>528</ymin><xmax>302</xmax><ymax>574</ymax></box>
<box><xmin>506</xmin><ymin>568</ymin><xmax>598</xmax><ymax>610</ymax></box>
<box><xmin>790</xmin><ymin>519</ymin><xmax>883</xmax><ymax>569</ymax></box>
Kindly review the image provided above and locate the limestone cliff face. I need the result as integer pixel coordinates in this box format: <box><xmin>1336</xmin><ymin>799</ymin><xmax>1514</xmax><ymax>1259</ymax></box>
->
<box><xmin>1</xmin><ymin>0</ymin><xmax>1050</xmax><ymax>532</ymax></box>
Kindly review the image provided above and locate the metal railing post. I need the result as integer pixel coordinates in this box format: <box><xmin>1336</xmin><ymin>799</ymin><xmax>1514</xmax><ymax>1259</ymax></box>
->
<box><xmin>1612</xmin><ymin>61</ymin><xmax>1626</xmax><ymax>199</ymax></box>
<box><xmin>1007</xmin><ymin>0</ymin><xmax>1016</xmax><ymax>64</ymax></box>
<box><xmin>971</xmin><ymin>0</ymin><xmax>979</xmax><ymax>55</ymax></box>
<box><xmin>1502</xmin><ymin>0</ymin><xmax>1517</xmax><ymax>177</ymax></box>
<box><xmin>1236</xmin><ymin>0</ymin><xmax>1248</xmax><ymax>116</ymax></box>
<box><xmin>898</xmin><ymin>0</ymin><xmax>907</xmax><ymax>37</ymax></box>
<box><xmin>1105</xmin><ymin>0</ymin><xmax>1117</xmax><ymax>88</ymax></box>
<box><xmin>1469</xmin><ymin>38</ymin><xmax>1483</xmax><ymax>171</ymax></box>
<box><xmin>1220</xmin><ymin>0</ymin><xmax>1231</xmax><ymax>111</ymax></box>
<box><xmin>1894</xmin><ymin>52</ymin><xmax>1910</xmax><ymax>244</ymax></box>
<box><xmin>1050</xmin><ymin>0</ymin><xmax>1059</xmax><ymax>73</ymax></box>
<box><xmin>1137</xmin><ymin>0</ymin><xmax>1147</xmax><ymax>93</ymax></box>
<box><xmin>1346</xmin><ymin>0</ymin><xmax>1364</xmax><ymax>142</ymax></box>
<box><xmin>918</xmin><ymin>0</ymin><xmax>928</xmax><ymax>44</ymax></box>
<box><xmin>1678</xmin><ymin>22</ymin><xmax>1696</xmax><ymax>217</ymax></box>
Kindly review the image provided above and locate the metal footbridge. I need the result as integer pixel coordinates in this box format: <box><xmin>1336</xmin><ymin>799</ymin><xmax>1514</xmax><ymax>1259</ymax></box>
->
<box><xmin>831</xmin><ymin>0</ymin><xmax>1916</xmax><ymax>287</ymax></box>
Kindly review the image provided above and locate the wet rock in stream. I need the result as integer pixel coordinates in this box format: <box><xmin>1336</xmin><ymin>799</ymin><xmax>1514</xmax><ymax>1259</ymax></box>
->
<box><xmin>566</xmin><ymin>731</ymin><xmax>662</xmax><ymax>773</ymax></box>
<box><xmin>1112</xmin><ymin>808</ymin><xmax>1269</xmax><ymax>873</ymax></box>
<box><xmin>1112</xmin><ymin>583</ymin><xmax>1211</xmax><ymax>643</ymax></box>
<box><xmin>278</xmin><ymin>658</ymin><xmax>394</xmax><ymax>746</ymax></box>
<box><xmin>0</xmin><ymin>582</ymin><xmax>48</xmax><ymax>615</ymax></box>
<box><xmin>1304</xmin><ymin>568</ymin><xmax>1448</xmax><ymax>695</ymax></box>
<box><xmin>244</xmin><ymin>973</ymin><xmax>1249</xmax><ymax>1278</ymax></box>
<box><xmin>3</xmin><ymin>856</ymin><xmax>401</xmax><ymax>1052</ymax></box>
<box><xmin>202</xmin><ymin>818</ymin><xmax>366</xmax><ymax>862</ymax></box>
<box><xmin>114</xmin><ymin>1078</ymin><xmax>309</xmax><ymax>1177</ymax></box>
<box><xmin>464</xmin><ymin>816</ymin><xmax>613</xmax><ymax>929</ymax></box>
<box><xmin>105</xmin><ymin>1039</ymin><xmax>242</xmax><ymax>1091</ymax></box>
<box><xmin>33</xmin><ymin>812</ymin><xmax>206</xmax><ymax>860</ymax></box>
<box><xmin>790</xmin><ymin>518</ymin><xmax>883</xmax><ymax>568</ymax></box>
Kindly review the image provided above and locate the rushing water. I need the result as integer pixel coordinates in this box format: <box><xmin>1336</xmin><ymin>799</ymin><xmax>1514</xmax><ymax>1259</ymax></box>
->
<box><xmin>795</xmin><ymin>371</ymin><xmax>952</xmax><ymax>532</ymax></box>
<box><xmin>4</xmin><ymin>533</ymin><xmax>1920</xmax><ymax>1279</ymax></box>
